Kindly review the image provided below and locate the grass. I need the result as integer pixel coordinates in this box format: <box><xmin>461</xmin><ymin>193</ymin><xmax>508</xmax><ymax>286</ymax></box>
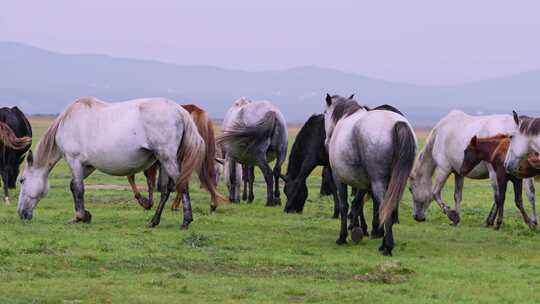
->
<box><xmin>1</xmin><ymin>119</ymin><xmax>540</xmax><ymax>303</ymax></box>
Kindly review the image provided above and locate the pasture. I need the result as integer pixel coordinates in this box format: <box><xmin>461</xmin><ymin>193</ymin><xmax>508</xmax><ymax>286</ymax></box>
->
<box><xmin>1</xmin><ymin>118</ymin><xmax>540</xmax><ymax>303</ymax></box>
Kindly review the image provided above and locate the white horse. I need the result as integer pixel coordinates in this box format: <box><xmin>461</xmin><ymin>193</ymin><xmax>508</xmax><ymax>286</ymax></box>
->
<box><xmin>17</xmin><ymin>97</ymin><xmax>205</xmax><ymax>229</ymax></box>
<box><xmin>218</xmin><ymin>97</ymin><xmax>288</xmax><ymax>206</ymax></box>
<box><xmin>410</xmin><ymin>110</ymin><xmax>537</xmax><ymax>225</ymax></box>
<box><xmin>505</xmin><ymin>111</ymin><xmax>540</xmax><ymax>173</ymax></box>
<box><xmin>325</xmin><ymin>94</ymin><xmax>416</xmax><ymax>256</ymax></box>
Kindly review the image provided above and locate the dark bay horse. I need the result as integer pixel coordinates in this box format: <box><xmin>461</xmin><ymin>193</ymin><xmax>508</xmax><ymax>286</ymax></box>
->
<box><xmin>0</xmin><ymin>107</ymin><xmax>32</xmax><ymax>205</ymax></box>
<box><xmin>127</xmin><ymin>104</ymin><xmax>223</xmax><ymax>227</ymax></box>
<box><xmin>461</xmin><ymin>134</ymin><xmax>539</xmax><ymax>229</ymax></box>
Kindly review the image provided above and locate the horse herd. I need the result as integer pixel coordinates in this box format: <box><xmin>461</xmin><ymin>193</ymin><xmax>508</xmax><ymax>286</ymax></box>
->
<box><xmin>1</xmin><ymin>95</ymin><xmax>540</xmax><ymax>256</ymax></box>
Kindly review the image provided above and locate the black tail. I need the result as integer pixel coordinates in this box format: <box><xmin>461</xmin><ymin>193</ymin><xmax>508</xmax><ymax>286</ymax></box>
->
<box><xmin>380</xmin><ymin>122</ymin><xmax>416</xmax><ymax>224</ymax></box>
<box><xmin>217</xmin><ymin>111</ymin><xmax>277</xmax><ymax>150</ymax></box>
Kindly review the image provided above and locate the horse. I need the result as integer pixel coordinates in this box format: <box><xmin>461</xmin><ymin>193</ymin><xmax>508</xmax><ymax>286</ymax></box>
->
<box><xmin>460</xmin><ymin>134</ymin><xmax>539</xmax><ymax>229</ymax></box>
<box><xmin>17</xmin><ymin>97</ymin><xmax>206</xmax><ymax>230</ymax></box>
<box><xmin>284</xmin><ymin>103</ymin><xmax>406</xmax><ymax>222</ymax></box>
<box><xmin>324</xmin><ymin>94</ymin><xmax>416</xmax><ymax>256</ymax></box>
<box><xmin>217</xmin><ymin>97</ymin><xmax>288</xmax><ymax>206</ymax></box>
<box><xmin>409</xmin><ymin>110</ymin><xmax>533</xmax><ymax>225</ymax></box>
<box><xmin>505</xmin><ymin>111</ymin><xmax>540</xmax><ymax>174</ymax></box>
<box><xmin>0</xmin><ymin>108</ymin><xmax>32</xmax><ymax>205</ymax></box>
<box><xmin>126</xmin><ymin>104</ymin><xmax>222</xmax><ymax>219</ymax></box>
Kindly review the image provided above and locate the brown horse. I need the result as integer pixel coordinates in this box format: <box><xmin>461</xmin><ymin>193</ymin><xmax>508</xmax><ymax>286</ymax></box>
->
<box><xmin>460</xmin><ymin>134</ymin><xmax>540</xmax><ymax>229</ymax></box>
<box><xmin>127</xmin><ymin>104</ymin><xmax>223</xmax><ymax>224</ymax></box>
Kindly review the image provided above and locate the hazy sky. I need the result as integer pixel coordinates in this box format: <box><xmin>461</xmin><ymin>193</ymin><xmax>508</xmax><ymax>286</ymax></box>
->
<box><xmin>2</xmin><ymin>0</ymin><xmax>540</xmax><ymax>86</ymax></box>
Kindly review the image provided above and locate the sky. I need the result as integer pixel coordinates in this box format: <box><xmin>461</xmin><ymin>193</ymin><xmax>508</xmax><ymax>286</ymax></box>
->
<box><xmin>1</xmin><ymin>0</ymin><xmax>540</xmax><ymax>86</ymax></box>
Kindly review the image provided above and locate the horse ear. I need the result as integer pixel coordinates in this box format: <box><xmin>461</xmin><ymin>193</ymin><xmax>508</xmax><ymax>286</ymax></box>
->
<box><xmin>325</xmin><ymin>94</ymin><xmax>332</xmax><ymax>106</ymax></box>
<box><xmin>349</xmin><ymin>94</ymin><xmax>355</xmax><ymax>99</ymax></box>
<box><xmin>470</xmin><ymin>136</ymin><xmax>478</xmax><ymax>147</ymax></box>
<box><xmin>513</xmin><ymin>110</ymin><xmax>520</xmax><ymax>126</ymax></box>
<box><xmin>26</xmin><ymin>150</ymin><xmax>33</xmax><ymax>166</ymax></box>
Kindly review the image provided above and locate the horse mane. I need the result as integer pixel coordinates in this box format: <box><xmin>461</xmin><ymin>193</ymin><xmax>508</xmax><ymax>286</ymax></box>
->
<box><xmin>35</xmin><ymin>97</ymin><xmax>101</xmax><ymax>168</ymax></box>
<box><xmin>331</xmin><ymin>96</ymin><xmax>367</xmax><ymax>123</ymax></box>
<box><xmin>286</xmin><ymin>114</ymin><xmax>325</xmax><ymax>178</ymax></box>
<box><xmin>372</xmin><ymin>104</ymin><xmax>404</xmax><ymax>117</ymax></box>
<box><xmin>519</xmin><ymin>116</ymin><xmax>540</xmax><ymax>136</ymax></box>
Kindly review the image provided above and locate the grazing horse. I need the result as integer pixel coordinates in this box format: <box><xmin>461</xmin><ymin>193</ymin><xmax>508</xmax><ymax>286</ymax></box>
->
<box><xmin>461</xmin><ymin>134</ymin><xmax>538</xmax><ymax>229</ymax></box>
<box><xmin>17</xmin><ymin>97</ymin><xmax>205</xmax><ymax>230</ymax></box>
<box><xmin>0</xmin><ymin>107</ymin><xmax>32</xmax><ymax>204</ymax></box>
<box><xmin>218</xmin><ymin>97</ymin><xmax>288</xmax><ymax>206</ymax></box>
<box><xmin>324</xmin><ymin>94</ymin><xmax>416</xmax><ymax>256</ymax></box>
<box><xmin>409</xmin><ymin>110</ymin><xmax>533</xmax><ymax>225</ymax></box>
<box><xmin>505</xmin><ymin>111</ymin><xmax>540</xmax><ymax>174</ymax></box>
<box><xmin>126</xmin><ymin>104</ymin><xmax>222</xmax><ymax>219</ymax></box>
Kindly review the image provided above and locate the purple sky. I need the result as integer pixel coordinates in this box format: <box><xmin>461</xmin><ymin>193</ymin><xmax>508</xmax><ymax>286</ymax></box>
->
<box><xmin>2</xmin><ymin>0</ymin><xmax>540</xmax><ymax>86</ymax></box>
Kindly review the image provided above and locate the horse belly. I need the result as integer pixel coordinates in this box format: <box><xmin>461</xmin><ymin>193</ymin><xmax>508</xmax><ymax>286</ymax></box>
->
<box><xmin>90</xmin><ymin>148</ymin><xmax>156</xmax><ymax>176</ymax></box>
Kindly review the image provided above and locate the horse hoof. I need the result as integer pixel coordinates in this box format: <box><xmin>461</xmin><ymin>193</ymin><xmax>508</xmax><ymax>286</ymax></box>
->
<box><xmin>210</xmin><ymin>205</ymin><xmax>217</xmax><ymax>213</ymax></box>
<box><xmin>273</xmin><ymin>197</ymin><xmax>282</xmax><ymax>206</ymax></box>
<box><xmin>447</xmin><ymin>210</ymin><xmax>460</xmax><ymax>225</ymax></box>
<box><xmin>147</xmin><ymin>219</ymin><xmax>159</xmax><ymax>228</ymax></box>
<box><xmin>4</xmin><ymin>197</ymin><xmax>10</xmax><ymax>205</ymax></box>
<box><xmin>180</xmin><ymin>224</ymin><xmax>189</xmax><ymax>230</ymax></box>
<box><xmin>336</xmin><ymin>238</ymin><xmax>347</xmax><ymax>245</ymax></box>
<box><xmin>70</xmin><ymin>210</ymin><xmax>92</xmax><ymax>224</ymax></box>
<box><xmin>351</xmin><ymin>227</ymin><xmax>363</xmax><ymax>244</ymax></box>
<box><xmin>379</xmin><ymin>246</ymin><xmax>393</xmax><ymax>256</ymax></box>
<box><xmin>137</xmin><ymin>197</ymin><xmax>153</xmax><ymax>210</ymax></box>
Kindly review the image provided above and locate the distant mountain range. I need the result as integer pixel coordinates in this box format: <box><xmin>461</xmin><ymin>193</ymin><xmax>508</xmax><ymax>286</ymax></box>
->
<box><xmin>1</xmin><ymin>41</ymin><xmax>539</xmax><ymax>125</ymax></box>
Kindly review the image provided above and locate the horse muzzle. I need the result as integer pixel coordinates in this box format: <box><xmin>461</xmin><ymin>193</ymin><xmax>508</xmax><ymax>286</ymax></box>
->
<box><xmin>18</xmin><ymin>209</ymin><xmax>33</xmax><ymax>220</ymax></box>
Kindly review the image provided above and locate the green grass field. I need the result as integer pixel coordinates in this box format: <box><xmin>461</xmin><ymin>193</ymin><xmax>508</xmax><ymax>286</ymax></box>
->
<box><xmin>1</xmin><ymin>119</ymin><xmax>540</xmax><ymax>303</ymax></box>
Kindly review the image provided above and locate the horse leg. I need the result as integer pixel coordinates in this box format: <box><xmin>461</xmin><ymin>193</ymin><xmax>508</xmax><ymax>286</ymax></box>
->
<box><xmin>371</xmin><ymin>181</ymin><xmax>395</xmax><ymax>256</ymax></box>
<box><xmin>147</xmin><ymin>168</ymin><xmax>175</xmax><ymax>228</ymax></box>
<box><xmin>227</xmin><ymin>158</ymin><xmax>239</xmax><ymax>203</ymax></box>
<box><xmin>144</xmin><ymin>163</ymin><xmax>158</xmax><ymax>209</ymax></box>
<box><xmin>335</xmin><ymin>182</ymin><xmax>349</xmax><ymax>245</ymax></box>
<box><xmin>432</xmin><ymin>168</ymin><xmax>457</xmax><ymax>224</ymax></box>
<box><xmin>256</xmin><ymin>156</ymin><xmax>274</xmax><ymax>207</ymax></box>
<box><xmin>494</xmin><ymin>174</ymin><xmax>508</xmax><ymax>230</ymax></box>
<box><xmin>371</xmin><ymin>191</ymin><xmax>384</xmax><ymax>239</ymax></box>
<box><xmin>485</xmin><ymin>168</ymin><xmax>500</xmax><ymax>226</ymax></box>
<box><xmin>524</xmin><ymin>178</ymin><xmax>537</xmax><ymax>227</ymax></box>
<box><xmin>171</xmin><ymin>193</ymin><xmax>183</xmax><ymax>212</ymax></box>
<box><xmin>67</xmin><ymin>161</ymin><xmax>95</xmax><ymax>223</ymax></box>
<box><xmin>350</xmin><ymin>189</ymin><xmax>368</xmax><ymax>243</ymax></box>
<box><xmin>512</xmin><ymin>178</ymin><xmax>533</xmax><ymax>228</ymax></box>
<box><xmin>242</xmin><ymin>164</ymin><xmax>249</xmax><ymax>201</ymax></box>
<box><xmin>180</xmin><ymin>188</ymin><xmax>193</xmax><ymax>230</ymax></box>
<box><xmin>453</xmin><ymin>173</ymin><xmax>465</xmax><ymax>224</ymax></box>
<box><xmin>272</xmin><ymin>147</ymin><xmax>287</xmax><ymax>206</ymax></box>
<box><xmin>1</xmin><ymin>171</ymin><xmax>9</xmax><ymax>205</ymax></box>
<box><xmin>248</xmin><ymin>166</ymin><xmax>255</xmax><ymax>203</ymax></box>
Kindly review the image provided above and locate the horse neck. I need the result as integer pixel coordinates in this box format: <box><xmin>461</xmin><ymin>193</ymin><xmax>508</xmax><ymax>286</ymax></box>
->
<box><xmin>286</xmin><ymin>143</ymin><xmax>303</xmax><ymax>180</ymax></box>
<box><xmin>412</xmin><ymin>130</ymin><xmax>437</xmax><ymax>186</ymax></box>
<box><xmin>35</xmin><ymin>147</ymin><xmax>62</xmax><ymax>175</ymax></box>
<box><xmin>477</xmin><ymin>139</ymin><xmax>505</xmax><ymax>164</ymax></box>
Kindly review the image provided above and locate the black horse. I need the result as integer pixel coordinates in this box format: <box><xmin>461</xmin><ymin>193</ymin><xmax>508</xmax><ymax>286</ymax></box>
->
<box><xmin>0</xmin><ymin>106</ymin><xmax>32</xmax><ymax>204</ymax></box>
<box><xmin>283</xmin><ymin>104</ymin><xmax>405</xmax><ymax>235</ymax></box>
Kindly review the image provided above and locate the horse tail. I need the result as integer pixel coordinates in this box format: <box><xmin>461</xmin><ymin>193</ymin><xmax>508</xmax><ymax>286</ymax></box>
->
<box><xmin>189</xmin><ymin>109</ymin><xmax>225</xmax><ymax>206</ymax></box>
<box><xmin>0</xmin><ymin>121</ymin><xmax>32</xmax><ymax>150</ymax></box>
<box><xmin>176</xmin><ymin>110</ymin><xmax>205</xmax><ymax>195</ymax></box>
<box><xmin>380</xmin><ymin>121</ymin><xmax>417</xmax><ymax>225</ymax></box>
<box><xmin>217</xmin><ymin>111</ymin><xmax>277</xmax><ymax>149</ymax></box>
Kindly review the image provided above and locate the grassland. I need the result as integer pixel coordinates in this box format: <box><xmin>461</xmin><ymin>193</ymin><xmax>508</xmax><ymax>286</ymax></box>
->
<box><xmin>1</xmin><ymin>119</ymin><xmax>540</xmax><ymax>303</ymax></box>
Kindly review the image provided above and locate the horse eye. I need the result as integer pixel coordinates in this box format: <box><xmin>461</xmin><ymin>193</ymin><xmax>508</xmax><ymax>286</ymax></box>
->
<box><xmin>20</xmin><ymin>178</ymin><xmax>25</xmax><ymax>184</ymax></box>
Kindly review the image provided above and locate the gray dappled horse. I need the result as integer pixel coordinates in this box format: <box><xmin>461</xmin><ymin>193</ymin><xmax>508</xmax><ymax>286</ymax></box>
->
<box><xmin>218</xmin><ymin>97</ymin><xmax>288</xmax><ymax>206</ymax></box>
<box><xmin>324</xmin><ymin>94</ymin><xmax>416</xmax><ymax>256</ymax></box>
